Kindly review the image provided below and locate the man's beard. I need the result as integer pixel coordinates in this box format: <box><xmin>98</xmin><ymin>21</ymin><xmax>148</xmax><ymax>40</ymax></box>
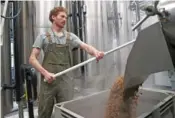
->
<box><xmin>56</xmin><ymin>22</ymin><xmax>64</xmax><ymax>28</ymax></box>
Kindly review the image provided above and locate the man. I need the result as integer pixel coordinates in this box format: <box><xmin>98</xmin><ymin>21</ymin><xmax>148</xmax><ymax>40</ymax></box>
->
<box><xmin>29</xmin><ymin>6</ymin><xmax>104</xmax><ymax>118</ymax></box>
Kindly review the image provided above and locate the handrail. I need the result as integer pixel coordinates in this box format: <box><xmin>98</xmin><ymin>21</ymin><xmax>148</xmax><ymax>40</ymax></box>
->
<box><xmin>44</xmin><ymin>39</ymin><xmax>136</xmax><ymax>82</ymax></box>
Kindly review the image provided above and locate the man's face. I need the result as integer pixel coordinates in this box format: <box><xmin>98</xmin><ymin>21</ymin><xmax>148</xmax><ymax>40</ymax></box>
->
<box><xmin>52</xmin><ymin>12</ymin><xmax>67</xmax><ymax>28</ymax></box>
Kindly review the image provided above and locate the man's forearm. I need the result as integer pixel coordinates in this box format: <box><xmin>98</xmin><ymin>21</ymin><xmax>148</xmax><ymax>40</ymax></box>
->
<box><xmin>82</xmin><ymin>43</ymin><xmax>98</xmax><ymax>56</ymax></box>
<box><xmin>29</xmin><ymin>57</ymin><xmax>48</xmax><ymax>77</ymax></box>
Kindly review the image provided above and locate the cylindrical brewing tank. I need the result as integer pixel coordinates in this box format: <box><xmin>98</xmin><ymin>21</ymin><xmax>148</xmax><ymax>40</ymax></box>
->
<box><xmin>34</xmin><ymin>1</ymin><xmax>61</xmax><ymax>36</ymax></box>
<box><xmin>13</xmin><ymin>1</ymin><xmax>37</xmax><ymax>103</ymax></box>
<box><xmin>14</xmin><ymin>1</ymin><xmax>36</xmax><ymax>65</ymax></box>
<box><xmin>1</xmin><ymin>2</ymin><xmax>13</xmax><ymax>116</ymax></box>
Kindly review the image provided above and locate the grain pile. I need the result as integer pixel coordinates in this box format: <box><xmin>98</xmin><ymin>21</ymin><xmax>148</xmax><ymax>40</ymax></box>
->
<box><xmin>104</xmin><ymin>76</ymin><xmax>140</xmax><ymax>118</ymax></box>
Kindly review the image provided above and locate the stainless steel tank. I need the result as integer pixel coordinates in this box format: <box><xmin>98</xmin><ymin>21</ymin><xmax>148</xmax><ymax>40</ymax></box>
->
<box><xmin>1</xmin><ymin>2</ymin><xmax>13</xmax><ymax>116</ymax></box>
<box><xmin>13</xmin><ymin>1</ymin><xmax>36</xmax><ymax>105</ymax></box>
<box><xmin>14</xmin><ymin>1</ymin><xmax>36</xmax><ymax>65</ymax></box>
<box><xmin>0</xmin><ymin>1</ymin><xmax>37</xmax><ymax>117</ymax></box>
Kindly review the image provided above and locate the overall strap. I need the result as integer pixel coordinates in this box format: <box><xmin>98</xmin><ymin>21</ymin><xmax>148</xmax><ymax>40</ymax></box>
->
<box><xmin>45</xmin><ymin>32</ymin><xmax>52</xmax><ymax>43</ymax></box>
<box><xmin>66</xmin><ymin>31</ymin><xmax>73</xmax><ymax>66</ymax></box>
<box><xmin>42</xmin><ymin>31</ymin><xmax>53</xmax><ymax>65</ymax></box>
<box><xmin>43</xmin><ymin>31</ymin><xmax>53</xmax><ymax>59</ymax></box>
<box><xmin>66</xmin><ymin>31</ymin><xmax>71</xmax><ymax>44</ymax></box>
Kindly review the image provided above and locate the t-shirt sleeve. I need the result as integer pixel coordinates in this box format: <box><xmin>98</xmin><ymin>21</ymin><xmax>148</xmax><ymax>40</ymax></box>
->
<box><xmin>32</xmin><ymin>34</ymin><xmax>44</xmax><ymax>49</ymax></box>
<box><xmin>69</xmin><ymin>32</ymin><xmax>83</xmax><ymax>48</ymax></box>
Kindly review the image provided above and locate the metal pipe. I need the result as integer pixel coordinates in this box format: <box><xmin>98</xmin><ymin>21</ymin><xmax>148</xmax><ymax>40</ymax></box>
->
<box><xmin>43</xmin><ymin>39</ymin><xmax>135</xmax><ymax>82</ymax></box>
<box><xmin>132</xmin><ymin>15</ymin><xmax>149</xmax><ymax>31</ymax></box>
<box><xmin>13</xmin><ymin>1</ymin><xmax>26</xmax><ymax>118</ymax></box>
<box><xmin>77</xmin><ymin>1</ymin><xmax>85</xmax><ymax>73</ymax></box>
<box><xmin>0</xmin><ymin>0</ymin><xmax>9</xmax><ymax>45</ymax></box>
<box><xmin>1</xmin><ymin>7</ymin><xmax>21</xmax><ymax>19</ymax></box>
<box><xmin>0</xmin><ymin>0</ymin><xmax>9</xmax><ymax>117</ymax></box>
<box><xmin>0</xmin><ymin>44</ymin><xmax>1</xmax><ymax>118</ymax></box>
<box><xmin>72</xmin><ymin>1</ymin><xmax>78</xmax><ymax>35</ymax></box>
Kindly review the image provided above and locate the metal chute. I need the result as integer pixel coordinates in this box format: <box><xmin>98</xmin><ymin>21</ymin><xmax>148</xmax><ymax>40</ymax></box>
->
<box><xmin>124</xmin><ymin>21</ymin><xmax>174</xmax><ymax>89</ymax></box>
<box><xmin>124</xmin><ymin>0</ymin><xmax>175</xmax><ymax>89</ymax></box>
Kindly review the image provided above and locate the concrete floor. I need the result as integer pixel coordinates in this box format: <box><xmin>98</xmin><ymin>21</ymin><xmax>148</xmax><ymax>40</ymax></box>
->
<box><xmin>4</xmin><ymin>88</ymin><xmax>85</xmax><ymax>118</ymax></box>
<box><xmin>5</xmin><ymin>107</ymin><xmax>38</xmax><ymax>118</ymax></box>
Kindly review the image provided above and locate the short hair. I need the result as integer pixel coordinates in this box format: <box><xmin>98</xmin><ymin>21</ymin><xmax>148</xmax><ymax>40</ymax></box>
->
<box><xmin>49</xmin><ymin>6</ymin><xmax>67</xmax><ymax>23</ymax></box>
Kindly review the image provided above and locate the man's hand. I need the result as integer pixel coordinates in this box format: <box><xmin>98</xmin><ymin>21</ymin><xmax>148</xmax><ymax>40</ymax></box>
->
<box><xmin>94</xmin><ymin>51</ymin><xmax>104</xmax><ymax>62</ymax></box>
<box><xmin>44</xmin><ymin>72</ymin><xmax>55</xmax><ymax>83</ymax></box>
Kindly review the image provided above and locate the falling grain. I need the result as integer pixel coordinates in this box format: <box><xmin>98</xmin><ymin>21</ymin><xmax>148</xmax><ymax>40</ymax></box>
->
<box><xmin>104</xmin><ymin>76</ymin><xmax>140</xmax><ymax>118</ymax></box>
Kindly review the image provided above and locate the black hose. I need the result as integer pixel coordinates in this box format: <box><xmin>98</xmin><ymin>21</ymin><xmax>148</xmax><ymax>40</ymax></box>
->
<box><xmin>13</xmin><ymin>1</ymin><xmax>24</xmax><ymax>102</ymax></box>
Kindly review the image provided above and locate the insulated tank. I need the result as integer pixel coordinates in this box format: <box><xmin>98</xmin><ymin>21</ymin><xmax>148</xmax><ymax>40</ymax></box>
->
<box><xmin>13</xmin><ymin>1</ymin><xmax>36</xmax><ymax>104</ymax></box>
<box><xmin>1</xmin><ymin>2</ymin><xmax>13</xmax><ymax>116</ymax></box>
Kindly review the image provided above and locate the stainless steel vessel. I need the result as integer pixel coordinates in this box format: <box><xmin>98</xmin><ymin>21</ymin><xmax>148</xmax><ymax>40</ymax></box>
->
<box><xmin>1</xmin><ymin>2</ymin><xmax>13</xmax><ymax>116</ymax></box>
<box><xmin>124</xmin><ymin>0</ymin><xmax>175</xmax><ymax>89</ymax></box>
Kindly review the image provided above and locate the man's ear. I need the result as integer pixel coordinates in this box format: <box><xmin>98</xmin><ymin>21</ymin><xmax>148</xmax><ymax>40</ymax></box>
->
<box><xmin>51</xmin><ymin>15</ymin><xmax>55</xmax><ymax>21</ymax></box>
